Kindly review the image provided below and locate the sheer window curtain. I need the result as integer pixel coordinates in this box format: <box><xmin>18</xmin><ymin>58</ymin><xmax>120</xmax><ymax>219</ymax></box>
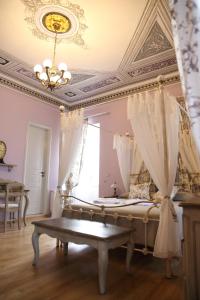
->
<box><xmin>113</xmin><ymin>134</ymin><xmax>143</xmax><ymax>191</ymax></box>
<box><xmin>170</xmin><ymin>0</ymin><xmax>200</xmax><ymax>155</ymax></box>
<box><xmin>73</xmin><ymin>123</ymin><xmax>100</xmax><ymax>200</ymax></box>
<box><xmin>113</xmin><ymin>134</ymin><xmax>133</xmax><ymax>192</ymax></box>
<box><xmin>52</xmin><ymin>109</ymin><xmax>85</xmax><ymax>218</ymax></box>
<box><xmin>128</xmin><ymin>90</ymin><xmax>181</xmax><ymax>258</ymax></box>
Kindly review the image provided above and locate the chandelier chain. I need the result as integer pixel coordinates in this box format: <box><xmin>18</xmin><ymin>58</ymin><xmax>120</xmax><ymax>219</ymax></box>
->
<box><xmin>52</xmin><ymin>31</ymin><xmax>58</xmax><ymax>66</ymax></box>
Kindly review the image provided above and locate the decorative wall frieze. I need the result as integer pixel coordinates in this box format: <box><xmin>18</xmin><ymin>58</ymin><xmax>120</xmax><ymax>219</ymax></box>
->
<box><xmin>80</xmin><ymin>76</ymin><xmax>121</xmax><ymax>93</ymax></box>
<box><xmin>0</xmin><ymin>75</ymin><xmax>65</xmax><ymax>108</ymax></box>
<box><xmin>128</xmin><ymin>57</ymin><xmax>177</xmax><ymax>78</ymax></box>
<box><xmin>69</xmin><ymin>74</ymin><xmax>180</xmax><ymax>110</ymax></box>
<box><xmin>0</xmin><ymin>73</ymin><xmax>181</xmax><ymax>111</ymax></box>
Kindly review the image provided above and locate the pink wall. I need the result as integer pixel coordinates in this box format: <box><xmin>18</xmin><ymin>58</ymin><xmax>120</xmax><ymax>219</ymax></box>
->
<box><xmin>85</xmin><ymin>82</ymin><xmax>183</xmax><ymax>197</ymax></box>
<box><xmin>0</xmin><ymin>86</ymin><xmax>60</xmax><ymax>191</ymax></box>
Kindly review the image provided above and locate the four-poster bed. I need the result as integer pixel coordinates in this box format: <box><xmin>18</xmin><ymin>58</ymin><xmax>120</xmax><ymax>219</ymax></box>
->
<box><xmin>53</xmin><ymin>75</ymin><xmax>200</xmax><ymax>280</ymax></box>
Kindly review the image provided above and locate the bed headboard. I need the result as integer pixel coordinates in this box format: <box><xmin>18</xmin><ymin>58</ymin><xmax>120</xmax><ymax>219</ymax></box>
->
<box><xmin>130</xmin><ymin>164</ymin><xmax>200</xmax><ymax>194</ymax></box>
<box><xmin>129</xmin><ymin>96</ymin><xmax>200</xmax><ymax>194</ymax></box>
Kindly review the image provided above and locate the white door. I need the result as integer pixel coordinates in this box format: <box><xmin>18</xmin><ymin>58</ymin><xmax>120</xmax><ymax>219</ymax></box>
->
<box><xmin>24</xmin><ymin>124</ymin><xmax>50</xmax><ymax>215</ymax></box>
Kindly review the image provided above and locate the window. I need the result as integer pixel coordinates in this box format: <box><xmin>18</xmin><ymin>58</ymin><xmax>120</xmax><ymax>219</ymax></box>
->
<box><xmin>73</xmin><ymin>123</ymin><xmax>100</xmax><ymax>200</ymax></box>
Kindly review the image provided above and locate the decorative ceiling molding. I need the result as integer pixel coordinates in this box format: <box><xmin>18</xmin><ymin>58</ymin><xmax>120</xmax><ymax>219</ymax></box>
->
<box><xmin>134</xmin><ymin>21</ymin><xmax>172</xmax><ymax>61</ymax></box>
<box><xmin>0</xmin><ymin>57</ymin><xmax>9</xmax><ymax>66</ymax></box>
<box><xmin>68</xmin><ymin>74</ymin><xmax>180</xmax><ymax>110</ymax></box>
<box><xmin>0</xmin><ymin>72</ymin><xmax>180</xmax><ymax>111</ymax></box>
<box><xmin>128</xmin><ymin>57</ymin><xmax>177</xmax><ymax>78</ymax></box>
<box><xmin>70</xmin><ymin>73</ymin><xmax>95</xmax><ymax>85</ymax></box>
<box><xmin>119</xmin><ymin>0</ymin><xmax>174</xmax><ymax>70</ymax></box>
<box><xmin>21</xmin><ymin>0</ymin><xmax>87</xmax><ymax>47</ymax></box>
<box><xmin>0</xmin><ymin>74</ymin><xmax>64</xmax><ymax>107</ymax></box>
<box><xmin>80</xmin><ymin>76</ymin><xmax>121</xmax><ymax>93</ymax></box>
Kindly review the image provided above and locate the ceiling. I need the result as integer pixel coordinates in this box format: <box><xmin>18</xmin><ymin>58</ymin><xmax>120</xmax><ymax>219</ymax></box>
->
<box><xmin>0</xmin><ymin>0</ymin><xmax>178</xmax><ymax>108</ymax></box>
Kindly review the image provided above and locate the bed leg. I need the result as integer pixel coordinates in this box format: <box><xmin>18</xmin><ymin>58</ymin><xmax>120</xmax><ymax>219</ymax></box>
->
<box><xmin>56</xmin><ymin>238</ymin><xmax>60</xmax><ymax>248</ymax></box>
<box><xmin>165</xmin><ymin>258</ymin><xmax>173</xmax><ymax>278</ymax></box>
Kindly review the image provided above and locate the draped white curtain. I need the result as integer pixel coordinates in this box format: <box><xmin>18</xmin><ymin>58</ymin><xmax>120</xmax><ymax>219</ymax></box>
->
<box><xmin>170</xmin><ymin>0</ymin><xmax>200</xmax><ymax>155</ymax></box>
<box><xmin>180</xmin><ymin>130</ymin><xmax>200</xmax><ymax>173</ymax></box>
<box><xmin>131</xmin><ymin>142</ymin><xmax>144</xmax><ymax>183</ymax></box>
<box><xmin>113</xmin><ymin>134</ymin><xmax>133</xmax><ymax>192</ymax></box>
<box><xmin>128</xmin><ymin>90</ymin><xmax>181</xmax><ymax>258</ymax></box>
<box><xmin>52</xmin><ymin>109</ymin><xmax>85</xmax><ymax>218</ymax></box>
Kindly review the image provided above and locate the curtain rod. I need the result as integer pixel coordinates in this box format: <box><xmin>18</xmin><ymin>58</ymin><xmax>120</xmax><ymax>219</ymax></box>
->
<box><xmin>85</xmin><ymin>121</ymin><xmax>132</xmax><ymax>137</ymax></box>
<box><xmin>84</xmin><ymin>112</ymin><xmax>110</xmax><ymax>119</ymax></box>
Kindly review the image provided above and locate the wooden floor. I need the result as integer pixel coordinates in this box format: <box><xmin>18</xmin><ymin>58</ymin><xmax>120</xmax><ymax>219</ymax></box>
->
<box><xmin>0</xmin><ymin>217</ymin><xmax>184</xmax><ymax>300</ymax></box>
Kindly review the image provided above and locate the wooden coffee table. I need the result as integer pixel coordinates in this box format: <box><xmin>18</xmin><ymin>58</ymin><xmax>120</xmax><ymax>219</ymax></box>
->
<box><xmin>32</xmin><ymin>217</ymin><xmax>134</xmax><ymax>294</ymax></box>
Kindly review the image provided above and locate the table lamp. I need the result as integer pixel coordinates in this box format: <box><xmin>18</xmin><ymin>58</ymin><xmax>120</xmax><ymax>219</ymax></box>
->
<box><xmin>110</xmin><ymin>182</ymin><xmax>118</xmax><ymax>197</ymax></box>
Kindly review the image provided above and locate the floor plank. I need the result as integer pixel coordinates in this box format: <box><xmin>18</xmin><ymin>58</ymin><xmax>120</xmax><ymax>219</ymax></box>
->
<box><xmin>0</xmin><ymin>217</ymin><xmax>183</xmax><ymax>300</ymax></box>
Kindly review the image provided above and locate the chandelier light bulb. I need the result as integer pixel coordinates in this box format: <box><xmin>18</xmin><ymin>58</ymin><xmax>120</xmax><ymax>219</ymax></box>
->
<box><xmin>39</xmin><ymin>72</ymin><xmax>48</xmax><ymax>81</ymax></box>
<box><xmin>63</xmin><ymin>71</ymin><xmax>72</xmax><ymax>80</ymax></box>
<box><xmin>34</xmin><ymin>64</ymin><xmax>42</xmax><ymax>73</ymax></box>
<box><xmin>58</xmin><ymin>63</ymin><xmax>67</xmax><ymax>71</ymax></box>
<box><xmin>51</xmin><ymin>75</ymin><xmax>60</xmax><ymax>83</ymax></box>
<box><xmin>43</xmin><ymin>59</ymin><xmax>52</xmax><ymax>68</ymax></box>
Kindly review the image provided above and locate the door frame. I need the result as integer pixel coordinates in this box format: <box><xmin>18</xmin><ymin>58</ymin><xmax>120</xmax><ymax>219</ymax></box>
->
<box><xmin>23</xmin><ymin>122</ymin><xmax>52</xmax><ymax>215</ymax></box>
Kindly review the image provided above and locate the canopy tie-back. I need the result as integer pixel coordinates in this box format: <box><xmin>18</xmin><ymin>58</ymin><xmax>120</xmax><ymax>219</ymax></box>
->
<box><xmin>163</xmin><ymin>196</ymin><xmax>178</xmax><ymax>222</ymax></box>
<box><xmin>152</xmin><ymin>196</ymin><xmax>178</xmax><ymax>222</ymax></box>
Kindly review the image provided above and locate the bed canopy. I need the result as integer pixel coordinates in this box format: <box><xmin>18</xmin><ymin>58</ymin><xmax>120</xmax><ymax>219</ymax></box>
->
<box><xmin>52</xmin><ymin>78</ymin><xmax>200</xmax><ymax>262</ymax></box>
<box><xmin>113</xmin><ymin>80</ymin><xmax>200</xmax><ymax>259</ymax></box>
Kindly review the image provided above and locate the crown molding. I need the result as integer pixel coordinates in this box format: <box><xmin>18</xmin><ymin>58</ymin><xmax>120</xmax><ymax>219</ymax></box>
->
<box><xmin>0</xmin><ymin>73</ymin><xmax>68</xmax><ymax>108</ymax></box>
<box><xmin>0</xmin><ymin>72</ymin><xmax>181</xmax><ymax>111</ymax></box>
<box><xmin>69</xmin><ymin>73</ymin><xmax>180</xmax><ymax>110</ymax></box>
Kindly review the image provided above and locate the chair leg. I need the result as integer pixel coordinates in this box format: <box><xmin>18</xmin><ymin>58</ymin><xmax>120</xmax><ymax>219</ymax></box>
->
<box><xmin>4</xmin><ymin>211</ymin><xmax>7</xmax><ymax>233</ymax></box>
<box><xmin>18</xmin><ymin>197</ymin><xmax>22</xmax><ymax>230</ymax></box>
<box><xmin>9</xmin><ymin>212</ymin><xmax>12</xmax><ymax>227</ymax></box>
<box><xmin>18</xmin><ymin>209</ymin><xmax>21</xmax><ymax>230</ymax></box>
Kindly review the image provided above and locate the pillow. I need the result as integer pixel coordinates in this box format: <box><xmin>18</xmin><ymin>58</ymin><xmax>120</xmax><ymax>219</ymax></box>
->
<box><xmin>129</xmin><ymin>183</ymin><xmax>150</xmax><ymax>200</ymax></box>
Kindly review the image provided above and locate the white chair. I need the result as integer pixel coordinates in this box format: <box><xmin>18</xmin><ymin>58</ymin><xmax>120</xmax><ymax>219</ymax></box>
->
<box><xmin>0</xmin><ymin>182</ymin><xmax>24</xmax><ymax>232</ymax></box>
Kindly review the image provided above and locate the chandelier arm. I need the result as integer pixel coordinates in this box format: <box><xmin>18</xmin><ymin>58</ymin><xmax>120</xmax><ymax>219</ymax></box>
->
<box><xmin>45</xmin><ymin>67</ymin><xmax>51</xmax><ymax>83</ymax></box>
<box><xmin>35</xmin><ymin>72</ymin><xmax>40</xmax><ymax>80</ymax></box>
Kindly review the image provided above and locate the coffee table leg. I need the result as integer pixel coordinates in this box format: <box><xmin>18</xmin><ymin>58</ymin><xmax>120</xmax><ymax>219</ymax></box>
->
<box><xmin>64</xmin><ymin>242</ymin><xmax>68</xmax><ymax>256</ymax></box>
<box><xmin>126</xmin><ymin>232</ymin><xmax>134</xmax><ymax>273</ymax></box>
<box><xmin>32</xmin><ymin>227</ymin><xmax>40</xmax><ymax>266</ymax></box>
<box><xmin>98</xmin><ymin>242</ymin><xmax>108</xmax><ymax>294</ymax></box>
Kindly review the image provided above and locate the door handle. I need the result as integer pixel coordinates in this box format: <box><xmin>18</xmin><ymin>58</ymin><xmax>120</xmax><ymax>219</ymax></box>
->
<box><xmin>40</xmin><ymin>171</ymin><xmax>45</xmax><ymax>177</ymax></box>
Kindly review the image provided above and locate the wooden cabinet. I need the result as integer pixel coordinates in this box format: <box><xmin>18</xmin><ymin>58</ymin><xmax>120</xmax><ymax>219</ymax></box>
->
<box><xmin>180</xmin><ymin>199</ymin><xmax>200</xmax><ymax>300</ymax></box>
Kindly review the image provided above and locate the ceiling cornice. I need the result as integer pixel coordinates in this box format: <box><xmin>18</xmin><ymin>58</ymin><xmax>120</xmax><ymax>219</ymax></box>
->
<box><xmin>0</xmin><ymin>72</ymin><xmax>181</xmax><ymax>111</ymax></box>
<box><xmin>0</xmin><ymin>73</ymin><xmax>67</xmax><ymax>108</ymax></box>
<box><xmin>69</xmin><ymin>73</ymin><xmax>180</xmax><ymax>110</ymax></box>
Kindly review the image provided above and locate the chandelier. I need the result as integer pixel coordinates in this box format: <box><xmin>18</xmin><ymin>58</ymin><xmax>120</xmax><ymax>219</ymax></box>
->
<box><xmin>33</xmin><ymin>13</ymin><xmax>72</xmax><ymax>91</ymax></box>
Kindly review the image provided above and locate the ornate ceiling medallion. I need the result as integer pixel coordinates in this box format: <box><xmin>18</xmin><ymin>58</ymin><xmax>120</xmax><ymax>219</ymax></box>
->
<box><xmin>21</xmin><ymin>0</ymin><xmax>87</xmax><ymax>47</ymax></box>
<box><xmin>42</xmin><ymin>12</ymin><xmax>71</xmax><ymax>34</ymax></box>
